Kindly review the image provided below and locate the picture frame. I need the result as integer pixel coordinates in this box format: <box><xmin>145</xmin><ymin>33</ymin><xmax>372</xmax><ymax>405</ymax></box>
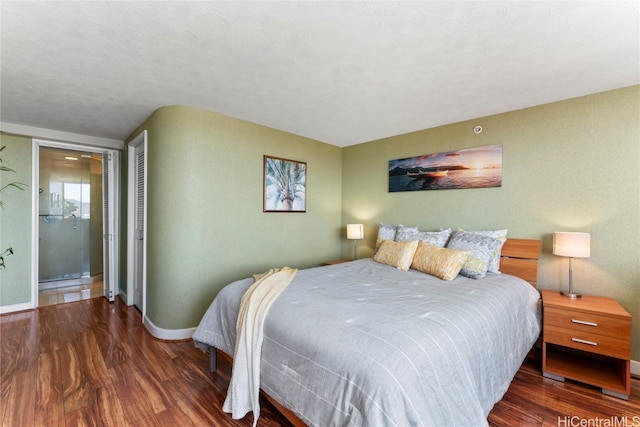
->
<box><xmin>263</xmin><ymin>155</ymin><xmax>307</xmax><ymax>212</ymax></box>
<box><xmin>388</xmin><ymin>144</ymin><xmax>503</xmax><ymax>193</ymax></box>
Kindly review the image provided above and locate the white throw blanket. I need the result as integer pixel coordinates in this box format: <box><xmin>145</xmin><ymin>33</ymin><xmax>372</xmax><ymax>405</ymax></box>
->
<box><xmin>223</xmin><ymin>267</ymin><xmax>297</xmax><ymax>426</ymax></box>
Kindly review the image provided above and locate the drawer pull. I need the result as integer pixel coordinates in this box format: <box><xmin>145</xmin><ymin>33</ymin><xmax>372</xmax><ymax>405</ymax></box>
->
<box><xmin>572</xmin><ymin>338</ymin><xmax>597</xmax><ymax>346</ymax></box>
<box><xmin>572</xmin><ymin>319</ymin><xmax>598</xmax><ymax>327</ymax></box>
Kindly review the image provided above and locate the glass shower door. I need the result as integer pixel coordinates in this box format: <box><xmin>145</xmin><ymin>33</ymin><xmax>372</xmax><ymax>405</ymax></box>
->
<box><xmin>39</xmin><ymin>148</ymin><xmax>91</xmax><ymax>283</ymax></box>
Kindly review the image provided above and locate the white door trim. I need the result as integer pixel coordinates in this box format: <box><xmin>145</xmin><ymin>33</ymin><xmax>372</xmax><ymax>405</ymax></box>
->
<box><xmin>126</xmin><ymin>130</ymin><xmax>147</xmax><ymax>318</ymax></box>
<box><xmin>103</xmin><ymin>151</ymin><xmax>120</xmax><ymax>302</ymax></box>
<box><xmin>31</xmin><ymin>138</ymin><xmax>120</xmax><ymax>308</ymax></box>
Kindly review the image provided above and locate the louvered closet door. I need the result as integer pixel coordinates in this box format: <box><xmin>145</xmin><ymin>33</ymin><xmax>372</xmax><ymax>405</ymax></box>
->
<box><xmin>133</xmin><ymin>144</ymin><xmax>145</xmax><ymax>311</ymax></box>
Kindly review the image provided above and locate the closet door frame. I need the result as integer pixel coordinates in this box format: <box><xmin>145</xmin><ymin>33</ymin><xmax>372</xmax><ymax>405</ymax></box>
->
<box><xmin>126</xmin><ymin>130</ymin><xmax>147</xmax><ymax>317</ymax></box>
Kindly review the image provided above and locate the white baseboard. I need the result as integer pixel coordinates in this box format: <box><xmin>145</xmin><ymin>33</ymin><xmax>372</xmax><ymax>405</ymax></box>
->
<box><xmin>118</xmin><ymin>289</ymin><xmax>128</xmax><ymax>303</ymax></box>
<box><xmin>143</xmin><ymin>314</ymin><xmax>196</xmax><ymax>341</ymax></box>
<box><xmin>632</xmin><ymin>359</ymin><xmax>640</xmax><ymax>377</ymax></box>
<box><xmin>0</xmin><ymin>301</ymin><xmax>35</xmax><ymax>314</ymax></box>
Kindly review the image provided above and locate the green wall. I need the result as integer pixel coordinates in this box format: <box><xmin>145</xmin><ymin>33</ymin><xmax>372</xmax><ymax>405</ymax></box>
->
<box><xmin>0</xmin><ymin>133</ymin><xmax>32</xmax><ymax>306</ymax></box>
<box><xmin>125</xmin><ymin>106</ymin><xmax>343</xmax><ymax>330</ymax></box>
<box><xmin>342</xmin><ymin>85</ymin><xmax>640</xmax><ymax>361</ymax></box>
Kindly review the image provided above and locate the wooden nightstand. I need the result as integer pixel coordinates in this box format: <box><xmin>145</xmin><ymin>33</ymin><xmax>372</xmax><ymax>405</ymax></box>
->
<box><xmin>322</xmin><ymin>258</ymin><xmax>353</xmax><ymax>266</ymax></box>
<box><xmin>541</xmin><ymin>289</ymin><xmax>631</xmax><ymax>399</ymax></box>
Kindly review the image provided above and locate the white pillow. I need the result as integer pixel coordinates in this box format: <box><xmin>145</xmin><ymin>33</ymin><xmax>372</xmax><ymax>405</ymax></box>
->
<box><xmin>375</xmin><ymin>222</ymin><xmax>398</xmax><ymax>253</ymax></box>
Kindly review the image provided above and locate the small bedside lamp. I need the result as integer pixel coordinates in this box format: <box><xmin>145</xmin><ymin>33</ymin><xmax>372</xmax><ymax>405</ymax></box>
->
<box><xmin>553</xmin><ymin>232</ymin><xmax>590</xmax><ymax>298</ymax></box>
<box><xmin>346</xmin><ymin>224</ymin><xmax>364</xmax><ymax>260</ymax></box>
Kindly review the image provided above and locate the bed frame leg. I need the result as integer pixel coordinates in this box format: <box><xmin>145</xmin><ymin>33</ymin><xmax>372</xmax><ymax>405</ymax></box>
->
<box><xmin>209</xmin><ymin>347</ymin><xmax>217</xmax><ymax>372</ymax></box>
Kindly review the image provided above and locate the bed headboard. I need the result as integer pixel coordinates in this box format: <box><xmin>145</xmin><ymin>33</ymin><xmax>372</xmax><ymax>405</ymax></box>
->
<box><xmin>500</xmin><ymin>238</ymin><xmax>541</xmax><ymax>287</ymax></box>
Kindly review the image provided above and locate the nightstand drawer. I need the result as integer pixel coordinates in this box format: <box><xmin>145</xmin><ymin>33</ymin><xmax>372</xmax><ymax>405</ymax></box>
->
<box><xmin>544</xmin><ymin>324</ymin><xmax>630</xmax><ymax>359</ymax></box>
<box><xmin>544</xmin><ymin>307</ymin><xmax>630</xmax><ymax>338</ymax></box>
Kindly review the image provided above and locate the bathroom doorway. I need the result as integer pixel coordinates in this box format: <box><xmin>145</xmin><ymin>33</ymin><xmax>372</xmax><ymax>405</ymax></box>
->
<box><xmin>35</xmin><ymin>140</ymin><xmax>119</xmax><ymax>308</ymax></box>
<box><xmin>38</xmin><ymin>147</ymin><xmax>103</xmax><ymax>306</ymax></box>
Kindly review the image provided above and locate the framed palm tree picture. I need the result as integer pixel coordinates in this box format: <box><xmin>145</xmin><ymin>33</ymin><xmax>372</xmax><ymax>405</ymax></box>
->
<box><xmin>263</xmin><ymin>155</ymin><xmax>307</xmax><ymax>212</ymax></box>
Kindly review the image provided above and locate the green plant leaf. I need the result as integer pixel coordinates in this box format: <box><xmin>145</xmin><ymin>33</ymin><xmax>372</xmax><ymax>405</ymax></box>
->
<box><xmin>2</xmin><ymin>182</ymin><xmax>27</xmax><ymax>191</ymax></box>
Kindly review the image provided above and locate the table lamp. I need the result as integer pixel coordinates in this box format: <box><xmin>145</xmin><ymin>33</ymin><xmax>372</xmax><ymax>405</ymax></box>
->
<box><xmin>346</xmin><ymin>224</ymin><xmax>364</xmax><ymax>260</ymax></box>
<box><xmin>553</xmin><ymin>232</ymin><xmax>590</xmax><ymax>298</ymax></box>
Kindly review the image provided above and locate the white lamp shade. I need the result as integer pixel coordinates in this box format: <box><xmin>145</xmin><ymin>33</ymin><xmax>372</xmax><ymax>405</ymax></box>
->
<box><xmin>346</xmin><ymin>224</ymin><xmax>364</xmax><ymax>240</ymax></box>
<box><xmin>553</xmin><ymin>232</ymin><xmax>590</xmax><ymax>258</ymax></box>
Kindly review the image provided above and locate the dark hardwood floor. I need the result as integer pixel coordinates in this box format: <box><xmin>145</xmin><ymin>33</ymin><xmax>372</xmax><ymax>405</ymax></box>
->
<box><xmin>1</xmin><ymin>297</ymin><xmax>638</xmax><ymax>426</ymax></box>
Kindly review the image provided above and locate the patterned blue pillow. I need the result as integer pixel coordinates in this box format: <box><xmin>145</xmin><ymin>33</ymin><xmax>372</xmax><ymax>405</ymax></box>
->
<box><xmin>447</xmin><ymin>231</ymin><xmax>502</xmax><ymax>279</ymax></box>
<box><xmin>396</xmin><ymin>225</ymin><xmax>452</xmax><ymax>248</ymax></box>
<box><xmin>456</xmin><ymin>228</ymin><xmax>507</xmax><ymax>272</ymax></box>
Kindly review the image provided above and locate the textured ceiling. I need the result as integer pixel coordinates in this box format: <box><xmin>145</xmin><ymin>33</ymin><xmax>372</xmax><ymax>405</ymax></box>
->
<box><xmin>1</xmin><ymin>1</ymin><xmax>638</xmax><ymax>147</ymax></box>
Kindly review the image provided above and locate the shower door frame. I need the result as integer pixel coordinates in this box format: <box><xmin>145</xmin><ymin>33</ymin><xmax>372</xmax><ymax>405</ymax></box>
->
<box><xmin>31</xmin><ymin>138</ymin><xmax>119</xmax><ymax>306</ymax></box>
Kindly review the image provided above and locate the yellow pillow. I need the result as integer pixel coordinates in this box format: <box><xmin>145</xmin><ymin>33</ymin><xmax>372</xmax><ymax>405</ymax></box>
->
<box><xmin>373</xmin><ymin>240</ymin><xmax>419</xmax><ymax>271</ymax></box>
<box><xmin>411</xmin><ymin>241</ymin><xmax>470</xmax><ymax>280</ymax></box>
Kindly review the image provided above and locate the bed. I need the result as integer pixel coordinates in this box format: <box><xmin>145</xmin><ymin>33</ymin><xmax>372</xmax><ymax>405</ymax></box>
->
<box><xmin>193</xmin><ymin>237</ymin><xmax>542</xmax><ymax>427</ymax></box>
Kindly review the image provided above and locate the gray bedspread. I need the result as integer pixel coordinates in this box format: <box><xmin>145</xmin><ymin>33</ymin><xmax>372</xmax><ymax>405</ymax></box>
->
<box><xmin>193</xmin><ymin>258</ymin><xmax>541</xmax><ymax>427</ymax></box>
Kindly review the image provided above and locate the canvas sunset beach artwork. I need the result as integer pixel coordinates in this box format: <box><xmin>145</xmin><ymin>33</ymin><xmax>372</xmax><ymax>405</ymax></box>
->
<box><xmin>389</xmin><ymin>144</ymin><xmax>503</xmax><ymax>192</ymax></box>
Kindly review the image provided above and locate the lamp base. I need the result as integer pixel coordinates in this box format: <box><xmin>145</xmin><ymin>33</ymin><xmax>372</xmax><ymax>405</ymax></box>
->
<box><xmin>561</xmin><ymin>291</ymin><xmax>581</xmax><ymax>299</ymax></box>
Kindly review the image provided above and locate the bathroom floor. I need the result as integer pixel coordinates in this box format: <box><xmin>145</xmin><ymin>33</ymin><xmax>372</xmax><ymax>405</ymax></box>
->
<box><xmin>38</xmin><ymin>280</ymin><xmax>104</xmax><ymax>307</ymax></box>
